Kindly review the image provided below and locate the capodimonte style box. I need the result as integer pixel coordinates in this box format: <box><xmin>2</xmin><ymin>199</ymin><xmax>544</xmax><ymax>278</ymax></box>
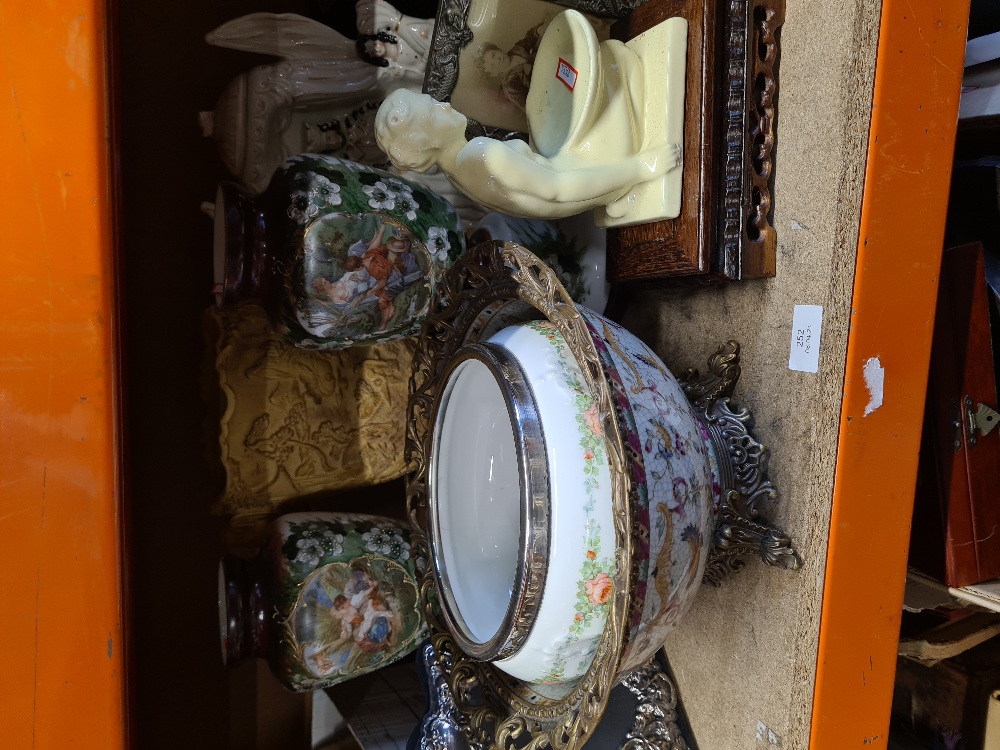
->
<box><xmin>215</xmin><ymin>154</ymin><xmax>465</xmax><ymax>350</ymax></box>
<box><xmin>220</xmin><ymin>513</ymin><xmax>427</xmax><ymax>692</ymax></box>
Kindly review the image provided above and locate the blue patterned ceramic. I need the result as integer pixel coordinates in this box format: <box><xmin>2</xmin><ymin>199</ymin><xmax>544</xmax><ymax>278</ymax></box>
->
<box><xmin>580</xmin><ymin>310</ymin><xmax>720</xmax><ymax>672</ymax></box>
<box><xmin>427</xmin><ymin>308</ymin><xmax>721</xmax><ymax>685</ymax></box>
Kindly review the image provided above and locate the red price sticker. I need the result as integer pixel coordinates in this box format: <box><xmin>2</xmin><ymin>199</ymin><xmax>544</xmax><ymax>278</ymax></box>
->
<box><xmin>556</xmin><ymin>58</ymin><xmax>578</xmax><ymax>91</ymax></box>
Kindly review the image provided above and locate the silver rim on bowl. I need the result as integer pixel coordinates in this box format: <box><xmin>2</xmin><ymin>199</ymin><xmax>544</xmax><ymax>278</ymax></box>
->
<box><xmin>427</xmin><ymin>342</ymin><xmax>551</xmax><ymax>662</ymax></box>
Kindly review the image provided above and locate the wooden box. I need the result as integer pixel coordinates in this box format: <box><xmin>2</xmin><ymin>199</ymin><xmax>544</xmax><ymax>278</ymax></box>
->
<box><xmin>909</xmin><ymin>243</ymin><xmax>1000</xmax><ymax>588</ymax></box>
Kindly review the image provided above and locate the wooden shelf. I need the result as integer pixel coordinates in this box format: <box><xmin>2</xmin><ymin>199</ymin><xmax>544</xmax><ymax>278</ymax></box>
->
<box><xmin>906</xmin><ymin>569</ymin><xmax>1000</xmax><ymax>616</ymax></box>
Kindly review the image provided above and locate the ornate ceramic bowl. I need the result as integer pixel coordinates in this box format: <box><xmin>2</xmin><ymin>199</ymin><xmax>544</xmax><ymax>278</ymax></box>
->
<box><xmin>428</xmin><ymin>309</ymin><xmax>721</xmax><ymax>686</ymax></box>
<box><xmin>406</xmin><ymin>241</ymin><xmax>800</xmax><ymax>748</ymax></box>
<box><xmin>429</xmin><ymin>325</ymin><xmax>616</xmax><ymax>684</ymax></box>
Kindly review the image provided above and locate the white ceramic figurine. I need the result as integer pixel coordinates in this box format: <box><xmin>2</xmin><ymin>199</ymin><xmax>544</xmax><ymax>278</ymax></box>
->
<box><xmin>376</xmin><ymin>10</ymin><xmax>688</xmax><ymax>226</ymax></box>
<box><xmin>200</xmin><ymin>3</ymin><xmax>434</xmax><ymax>193</ymax></box>
<box><xmin>355</xmin><ymin>0</ymin><xmax>434</xmax><ymax>88</ymax></box>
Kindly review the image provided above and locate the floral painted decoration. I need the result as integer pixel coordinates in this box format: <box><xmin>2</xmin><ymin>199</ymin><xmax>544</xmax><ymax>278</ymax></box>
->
<box><xmin>580</xmin><ymin>310</ymin><xmax>719</xmax><ymax>673</ymax></box>
<box><xmin>362</xmin><ymin>180</ymin><xmax>398</xmax><ymax>210</ymax></box>
<box><xmin>290</xmin><ymin>522</ymin><xmax>345</xmax><ymax>569</ymax></box>
<box><xmin>362</xmin><ymin>525</ymin><xmax>412</xmax><ymax>561</ymax></box>
<box><xmin>287</xmin><ymin>173</ymin><xmax>344</xmax><ymax>225</ymax></box>
<box><xmin>426</xmin><ymin>226</ymin><xmax>451</xmax><ymax>262</ymax></box>
<box><xmin>268</xmin><ymin>155</ymin><xmax>465</xmax><ymax>349</ymax></box>
<box><xmin>272</xmin><ymin>514</ymin><xmax>427</xmax><ymax>691</ymax></box>
<box><xmin>523</xmin><ymin>320</ymin><xmax>616</xmax><ymax>684</ymax></box>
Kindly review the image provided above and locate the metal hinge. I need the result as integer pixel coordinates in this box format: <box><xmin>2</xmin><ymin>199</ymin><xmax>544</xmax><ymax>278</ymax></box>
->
<box><xmin>964</xmin><ymin>396</ymin><xmax>1000</xmax><ymax>447</ymax></box>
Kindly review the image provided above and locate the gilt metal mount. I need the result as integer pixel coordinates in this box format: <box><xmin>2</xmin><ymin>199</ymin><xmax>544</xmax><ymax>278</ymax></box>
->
<box><xmin>680</xmin><ymin>341</ymin><xmax>802</xmax><ymax>586</ymax></box>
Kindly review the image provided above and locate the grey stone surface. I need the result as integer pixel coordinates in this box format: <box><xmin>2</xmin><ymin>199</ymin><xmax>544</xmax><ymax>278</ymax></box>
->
<box><xmin>616</xmin><ymin>1</ymin><xmax>882</xmax><ymax>746</ymax></box>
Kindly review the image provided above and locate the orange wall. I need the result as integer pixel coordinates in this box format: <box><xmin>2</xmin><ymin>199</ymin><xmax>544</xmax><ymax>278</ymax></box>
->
<box><xmin>811</xmin><ymin>1</ymin><xmax>969</xmax><ymax>746</ymax></box>
<box><xmin>0</xmin><ymin>1</ymin><xmax>126</xmax><ymax>747</ymax></box>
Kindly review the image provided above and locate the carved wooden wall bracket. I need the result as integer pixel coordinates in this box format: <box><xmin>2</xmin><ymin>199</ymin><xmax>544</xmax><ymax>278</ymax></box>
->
<box><xmin>607</xmin><ymin>0</ymin><xmax>784</xmax><ymax>284</ymax></box>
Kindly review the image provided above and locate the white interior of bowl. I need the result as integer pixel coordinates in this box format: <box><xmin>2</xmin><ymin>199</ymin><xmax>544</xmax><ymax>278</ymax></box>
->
<box><xmin>432</xmin><ymin>358</ymin><xmax>521</xmax><ymax>643</ymax></box>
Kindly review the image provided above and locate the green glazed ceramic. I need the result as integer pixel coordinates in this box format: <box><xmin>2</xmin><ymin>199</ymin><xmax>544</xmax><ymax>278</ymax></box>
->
<box><xmin>215</xmin><ymin>154</ymin><xmax>465</xmax><ymax>349</ymax></box>
<box><xmin>219</xmin><ymin>512</ymin><xmax>426</xmax><ymax>692</ymax></box>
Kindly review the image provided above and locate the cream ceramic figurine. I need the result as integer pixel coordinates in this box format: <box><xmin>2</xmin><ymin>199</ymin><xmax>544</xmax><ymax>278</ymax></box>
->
<box><xmin>376</xmin><ymin>10</ymin><xmax>688</xmax><ymax>227</ymax></box>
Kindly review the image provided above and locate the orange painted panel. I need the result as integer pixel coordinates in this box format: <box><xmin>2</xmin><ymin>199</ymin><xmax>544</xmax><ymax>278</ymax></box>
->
<box><xmin>810</xmin><ymin>1</ymin><xmax>969</xmax><ymax>747</ymax></box>
<box><xmin>0</xmin><ymin>1</ymin><xmax>125</xmax><ymax>748</ymax></box>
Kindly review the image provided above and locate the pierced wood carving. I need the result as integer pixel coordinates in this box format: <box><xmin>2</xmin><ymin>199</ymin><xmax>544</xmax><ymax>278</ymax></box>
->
<box><xmin>607</xmin><ymin>0</ymin><xmax>785</xmax><ymax>284</ymax></box>
<box><xmin>719</xmin><ymin>0</ymin><xmax>783</xmax><ymax>280</ymax></box>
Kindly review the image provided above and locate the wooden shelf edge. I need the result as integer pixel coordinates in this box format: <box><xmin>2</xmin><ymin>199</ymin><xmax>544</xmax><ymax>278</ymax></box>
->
<box><xmin>0</xmin><ymin>1</ymin><xmax>127</xmax><ymax>748</ymax></box>
<box><xmin>809</xmin><ymin>1</ymin><xmax>971</xmax><ymax>747</ymax></box>
<box><xmin>906</xmin><ymin>569</ymin><xmax>1000</xmax><ymax>616</ymax></box>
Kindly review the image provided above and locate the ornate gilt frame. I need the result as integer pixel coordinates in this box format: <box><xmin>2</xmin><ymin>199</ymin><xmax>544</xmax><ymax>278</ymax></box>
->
<box><xmin>406</xmin><ymin>241</ymin><xmax>633</xmax><ymax>749</ymax></box>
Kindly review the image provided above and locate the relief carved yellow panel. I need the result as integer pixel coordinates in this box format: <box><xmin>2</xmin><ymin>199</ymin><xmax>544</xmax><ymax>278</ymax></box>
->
<box><xmin>206</xmin><ymin>304</ymin><xmax>413</xmax><ymax>525</ymax></box>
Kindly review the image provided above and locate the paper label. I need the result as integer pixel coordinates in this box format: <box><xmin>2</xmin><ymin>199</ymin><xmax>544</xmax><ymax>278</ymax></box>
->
<box><xmin>788</xmin><ymin>305</ymin><xmax>823</xmax><ymax>373</ymax></box>
<box><xmin>863</xmin><ymin>356</ymin><xmax>884</xmax><ymax>416</ymax></box>
<box><xmin>556</xmin><ymin>58</ymin><xmax>578</xmax><ymax>91</ymax></box>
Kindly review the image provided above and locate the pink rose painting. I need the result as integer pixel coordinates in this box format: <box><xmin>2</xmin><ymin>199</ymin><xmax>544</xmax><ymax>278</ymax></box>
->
<box><xmin>583</xmin><ymin>404</ymin><xmax>603</xmax><ymax>438</ymax></box>
<box><xmin>585</xmin><ymin>572</ymin><xmax>613</xmax><ymax>606</ymax></box>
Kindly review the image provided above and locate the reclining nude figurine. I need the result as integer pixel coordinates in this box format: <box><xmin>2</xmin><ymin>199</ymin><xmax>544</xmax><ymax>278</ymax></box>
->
<box><xmin>375</xmin><ymin>10</ymin><xmax>688</xmax><ymax>225</ymax></box>
<box><xmin>375</xmin><ymin>90</ymin><xmax>678</xmax><ymax>220</ymax></box>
